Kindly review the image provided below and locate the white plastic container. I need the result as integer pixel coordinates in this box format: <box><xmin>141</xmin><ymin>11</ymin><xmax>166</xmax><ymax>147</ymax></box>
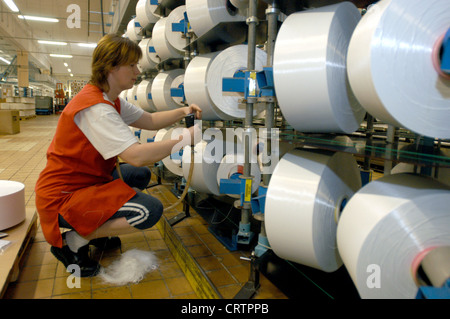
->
<box><xmin>0</xmin><ymin>180</ymin><xmax>25</xmax><ymax>230</ymax></box>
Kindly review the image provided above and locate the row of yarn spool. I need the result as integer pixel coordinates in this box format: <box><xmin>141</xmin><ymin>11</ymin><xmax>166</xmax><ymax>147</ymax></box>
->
<box><xmin>121</xmin><ymin>42</ymin><xmax>267</xmax><ymax>119</ymax></box>
<box><xmin>123</xmin><ymin>0</ymin><xmax>267</xmax><ymax>120</ymax></box>
<box><xmin>124</xmin><ymin>0</ymin><xmax>450</xmax><ymax>299</ymax></box>
<box><xmin>126</xmin><ymin>0</ymin><xmax>450</xmax><ymax>138</ymax></box>
<box><xmin>265</xmin><ymin>0</ymin><xmax>450</xmax><ymax>299</ymax></box>
<box><xmin>136</xmin><ymin>127</ymin><xmax>262</xmax><ymax>198</ymax></box>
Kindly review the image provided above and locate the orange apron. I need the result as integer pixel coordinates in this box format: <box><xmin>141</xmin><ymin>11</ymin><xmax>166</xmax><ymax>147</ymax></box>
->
<box><xmin>35</xmin><ymin>84</ymin><xmax>136</xmax><ymax>248</ymax></box>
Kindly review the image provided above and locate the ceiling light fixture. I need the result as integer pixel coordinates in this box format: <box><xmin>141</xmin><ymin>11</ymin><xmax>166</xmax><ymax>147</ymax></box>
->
<box><xmin>38</xmin><ymin>40</ymin><xmax>67</xmax><ymax>46</ymax></box>
<box><xmin>67</xmin><ymin>69</ymin><xmax>71</xmax><ymax>72</ymax></box>
<box><xmin>78</xmin><ymin>43</ymin><xmax>97</xmax><ymax>48</ymax></box>
<box><xmin>3</xmin><ymin>0</ymin><xmax>19</xmax><ymax>12</ymax></box>
<box><xmin>18</xmin><ymin>15</ymin><xmax>59</xmax><ymax>23</ymax></box>
<box><xmin>50</xmin><ymin>54</ymin><xmax>73</xmax><ymax>58</ymax></box>
<box><xmin>64</xmin><ymin>62</ymin><xmax>68</xmax><ymax>67</ymax></box>
<box><xmin>0</xmin><ymin>57</ymin><xmax>11</xmax><ymax>64</ymax></box>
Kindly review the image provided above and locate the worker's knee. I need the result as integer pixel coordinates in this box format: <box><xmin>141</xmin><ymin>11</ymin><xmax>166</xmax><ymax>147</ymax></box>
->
<box><xmin>124</xmin><ymin>194</ymin><xmax>163</xmax><ymax>230</ymax></box>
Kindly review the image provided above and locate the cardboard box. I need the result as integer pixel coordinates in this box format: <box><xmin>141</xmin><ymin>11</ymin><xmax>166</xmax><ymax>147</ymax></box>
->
<box><xmin>0</xmin><ymin>110</ymin><xmax>20</xmax><ymax>134</ymax></box>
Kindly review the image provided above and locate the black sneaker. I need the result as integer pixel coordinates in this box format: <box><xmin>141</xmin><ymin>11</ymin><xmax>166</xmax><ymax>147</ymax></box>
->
<box><xmin>50</xmin><ymin>245</ymin><xmax>100</xmax><ymax>277</ymax></box>
<box><xmin>89</xmin><ymin>237</ymin><xmax>122</xmax><ymax>250</ymax></box>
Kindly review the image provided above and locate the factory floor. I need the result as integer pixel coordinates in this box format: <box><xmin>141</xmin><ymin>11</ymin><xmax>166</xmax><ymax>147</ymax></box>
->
<box><xmin>1</xmin><ymin>114</ymin><xmax>287</xmax><ymax>300</ymax></box>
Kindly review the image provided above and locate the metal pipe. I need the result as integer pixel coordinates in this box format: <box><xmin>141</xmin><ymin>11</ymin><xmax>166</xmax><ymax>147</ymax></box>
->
<box><xmin>100</xmin><ymin>0</ymin><xmax>105</xmax><ymax>36</ymax></box>
<box><xmin>259</xmin><ymin>3</ymin><xmax>280</xmax><ymax>240</ymax></box>
<box><xmin>241</xmin><ymin>0</ymin><xmax>258</xmax><ymax>228</ymax></box>
<box><xmin>262</xmin><ymin>3</ymin><xmax>279</xmax><ymax>187</ymax></box>
<box><xmin>384</xmin><ymin>124</ymin><xmax>396</xmax><ymax>175</ymax></box>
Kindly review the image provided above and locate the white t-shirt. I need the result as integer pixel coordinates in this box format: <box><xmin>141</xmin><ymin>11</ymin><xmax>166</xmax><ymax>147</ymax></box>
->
<box><xmin>74</xmin><ymin>92</ymin><xmax>144</xmax><ymax>160</ymax></box>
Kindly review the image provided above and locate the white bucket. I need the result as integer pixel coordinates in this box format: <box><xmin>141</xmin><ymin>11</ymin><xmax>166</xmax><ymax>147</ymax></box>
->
<box><xmin>0</xmin><ymin>180</ymin><xmax>25</xmax><ymax>230</ymax></box>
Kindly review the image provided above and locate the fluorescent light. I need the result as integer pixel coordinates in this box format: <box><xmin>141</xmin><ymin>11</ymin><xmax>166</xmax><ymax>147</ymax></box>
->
<box><xmin>18</xmin><ymin>15</ymin><xmax>59</xmax><ymax>23</ymax></box>
<box><xmin>50</xmin><ymin>54</ymin><xmax>73</xmax><ymax>58</ymax></box>
<box><xmin>38</xmin><ymin>40</ymin><xmax>67</xmax><ymax>46</ymax></box>
<box><xmin>78</xmin><ymin>43</ymin><xmax>97</xmax><ymax>48</ymax></box>
<box><xmin>64</xmin><ymin>62</ymin><xmax>68</xmax><ymax>67</ymax></box>
<box><xmin>67</xmin><ymin>69</ymin><xmax>71</xmax><ymax>72</ymax></box>
<box><xmin>70</xmin><ymin>74</ymin><xmax>74</xmax><ymax>77</ymax></box>
<box><xmin>0</xmin><ymin>57</ymin><xmax>11</xmax><ymax>64</ymax></box>
<box><xmin>3</xmin><ymin>0</ymin><xmax>19</xmax><ymax>12</ymax></box>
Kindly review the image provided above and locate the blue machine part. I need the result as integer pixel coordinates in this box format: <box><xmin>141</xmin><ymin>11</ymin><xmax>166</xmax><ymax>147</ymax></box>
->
<box><xmin>170</xmin><ymin>83</ymin><xmax>185</xmax><ymax>103</ymax></box>
<box><xmin>441</xmin><ymin>28</ymin><xmax>450</xmax><ymax>75</ymax></box>
<box><xmin>416</xmin><ymin>278</ymin><xmax>450</xmax><ymax>299</ymax></box>
<box><xmin>250</xmin><ymin>185</ymin><xmax>267</xmax><ymax>215</ymax></box>
<box><xmin>237</xmin><ymin>222</ymin><xmax>254</xmax><ymax>245</ymax></box>
<box><xmin>222</xmin><ymin>70</ymin><xmax>246</xmax><ymax>92</ymax></box>
<box><xmin>171</xmin><ymin>12</ymin><xmax>190</xmax><ymax>34</ymax></box>
<box><xmin>170</xmin><ymin>148</ymin><xmax>183</xmax><ymax>161</ymax></box>
<box><xmin>148</xmin><ymin>92</ymin><xmax>152</xmax><ymax>100</ymax></box>
<box><xmin>149</xmin><ymin>46</ymin><xmax>156</xmax><ymax>53</ymax></box>
<box><xmin>222</xmin><ymin>70</ymin><xmax>258</xmax><ymax>99</ymax></box>
<box><xmin>256</xmin><ymin>67</ymin><xmax>275</xmax><ymax>97</ymax></box>
<box><xmin>150</xmin><ymin>0</ymin><xmax>159</xmax><ymax>5</ymax></box>
<box><xmin>220</xmin><ymin>177</ymin><xmax>245</xmax><ymax>205</ymax></box>
<box><xmin>134</xmin><ymin>129</ymin><xmax>142</xmax><ymax>139</ymax></box>
<box><xmin>254</xmin><ymin>233</ymin><xmax>270</xmax><ymax>258</ymax></box>
<box><xmin>360</xmin><ymin>169</ymin><xmax>372</xmax><ymax>187</ymax></box>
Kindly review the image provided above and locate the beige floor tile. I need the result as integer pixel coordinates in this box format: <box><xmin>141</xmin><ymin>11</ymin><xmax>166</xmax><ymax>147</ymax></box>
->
<box><xmin>92</xmin><ymin>286</ymin><xmax>132</xmax><ymax>299</ymax></box>
<box><xmin>218</xmin><ymin>284</ymin><xmax>242</xmax><ymax>299</ymax></box>
<box><xmin>165</xmin><ymin>276</ymin><xmax>194</xmax><ymax>296</ymax></box>
<box><xmin>52</xmin><ymin>275</ymin><xmax>91</xmax><ymax>296</ymax></box>
<box><xmin>52</xmin><ymin>290</ymin><xmax>92</xmax><ymax>299</ymax></box>
<box><xmin>4</xmin><ymin>278</ymin><xmax>54</xmax><ymax>299</ymax></box>
<box><xmin>17</xmin><ymin>263</ymin><xmax>57</xmax><ymax>282</ymax></box>
<box><xmin>196</xmin><ymin>256</ymin><xmax>224</xmax><ymax>272</ymax></box>
<box><xmin>158</xmin><ymin>261</ymin><xmax>184</xmax><ymax>278</ymax></box>
<box><xmin>130</xmin><ymin>279</ymin><xmax>170</xmax><ymax>299</ymax></box>
<box><xmin>206</xmin><ymin>269</ymin><xmax>238</xmax><ymax>288</ymax></box>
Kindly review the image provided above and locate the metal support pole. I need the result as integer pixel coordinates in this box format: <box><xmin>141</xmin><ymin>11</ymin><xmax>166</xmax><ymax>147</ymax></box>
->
<box><xmin>238</xmin><ymin>0</ymin><xmax>258</xmax><ymax>244</ymax></box>
<box><xmin>254</xmin><ymin>2</ymin><xmax>279</xmax><ymax>258</ymax></box>
<box><xmin>384</xmin><ymin>124</ymin><xmax>397</xmax><ymax>175</ymax></box>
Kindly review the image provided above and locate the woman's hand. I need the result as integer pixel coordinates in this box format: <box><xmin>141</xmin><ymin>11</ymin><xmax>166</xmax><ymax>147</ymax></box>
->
<box><xmin>185</xmin><ymin>103</ymin><xmax>202</xmax><ymax>120</ymax></box>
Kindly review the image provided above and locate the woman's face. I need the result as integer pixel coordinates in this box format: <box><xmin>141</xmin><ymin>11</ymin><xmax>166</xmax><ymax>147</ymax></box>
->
<box><xmin>108</xmin><ymin>62</ymin><xmax>140</xmax><ymax>91</ymax></box>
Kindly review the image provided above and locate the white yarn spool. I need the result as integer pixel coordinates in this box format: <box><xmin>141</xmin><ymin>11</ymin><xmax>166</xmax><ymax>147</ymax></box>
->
<box><xmin>165</xmin><ymin>5</ymin><xmax>187</xmax><ymax>53</ymax></box>
<box><xmin>186</xmin><ymin>0</ymin><xmax>247</xmax><ymax>38</ymax></box>
<box><xmin>265</xmin><ymin>149</ymin><xmax>362</xmax><ymax>272</ymax></box>
<box><xmin>347</xmin><ymin>0</ymin><xmax>450</xmax><ymax>139</ymax></box>
<box><xmin>337</xmin><ymin>173</ymin><xmax>450</xmax><ymax>299</ymax></box>
<box><xmin>130</xmin><ymin>85</ymin><xmax>139</xmax><ymax>105</ymax></box>
<box><xmin>229</xmin><ymin>0</ymin><xmax>248</xmax><ymax>11</ymax></box>
<box><xmin>126</xmin><ymin>18</ymin><xmax>143</xmax><ymax>42</ymax></box>
<box><xmin>138</xmin><ymin>38</ymin><xmax>157</xmax><ymax>72</ymax></box>
<box><xmin>273</xmin><ymin>2</ymin><xmax>365</xmax><ymax>134</ymax></box>
<box><xmin>136</xmin><ymin>79</ymin><xmax>156</xmax><ymax>112</ymax></box>
<box><xmin>0</xmin><ymin>180</ymin><xmax>25</xmax><ymax>230</ymax></box>
<box><xmin>126</xmin><ymin>86</ymin><xmax>135</xmax><ymax>103</ymax></box>
<box><xmin>184</xmin><ymin>45</ymin><xmax>266</xmax><ymax>120</ymax></box>
<box><xmin>135</xmin><ymin>0</ymin><xmax>160</xmax><ymax>29</ymax></box>
<box><xmin>147</xmin><ymin>38</ymin><xmax>160</xmax><ymax>64</ymax></box>
<box><xmin>151</xmin><ymin>69</ymin><xmax>185</xmax><ymax>111</ymax></box>
<box><xmin>182</xmin><ymin>139</ymin><xmax>221</xmax><ymax>195</ymax></box>
<box><xmin>152</xmin><ymin>16</ymin><xmax>184</xmax><ymax>61</ymax></box>
<box><xmin>184</xmin><ymin>51</ymin><xmax>230</xmax><ymax>120</ymax></box>
<box><xmin>154</xmin><ymin>128</ymin><xmax>183</xmax><ymax>176</ymax></box>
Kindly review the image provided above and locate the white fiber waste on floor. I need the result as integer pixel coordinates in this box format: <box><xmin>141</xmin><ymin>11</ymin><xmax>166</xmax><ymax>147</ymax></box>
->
<box><xmin>99</xmin><ymin>249</ymin><xmax>158</xmax><ymax>285</ymax></box>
